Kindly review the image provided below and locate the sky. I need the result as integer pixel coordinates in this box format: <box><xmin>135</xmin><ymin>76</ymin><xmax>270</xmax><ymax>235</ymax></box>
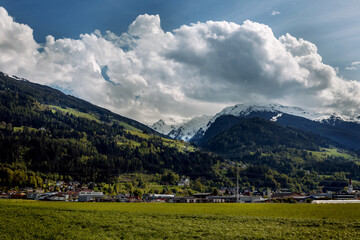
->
<box><xmin>0</xmin><ymin>0</ymin><xmax>360</xmax><ymax>123</ymax></box>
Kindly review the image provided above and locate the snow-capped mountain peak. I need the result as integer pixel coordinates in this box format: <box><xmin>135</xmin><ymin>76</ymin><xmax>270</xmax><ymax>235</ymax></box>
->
<box><xmin>150</xmin><ymin>115</ymin><xmax>212</xmax><ymax>141</ymax></box>
<box><xmin>150</xmin><ymin>103</ymin><xmax>360</xmax><ymax>143</ymax></box>
<box><xmin>213</xmin><ymin>103</ymin><xmax>322</xmax><ymax>121</ymax></box>
<box><xmin>203</xmin><ymin>103</ymin><xmax>323</xmax><ymax>133</ymax></box>
<box><xmin>150</xmin><ymin>119</ymin><xmax>179</xmax><ymax>135</ymax></box>
<box><xmin>320</xmin><ymin>112</ymin><xmax>360</xmax><ymax>125</ymax></box>
<box><xmin>168</xmin><ymin>115</ymin><xmax>212</xmax><ymax>141</ymax></box>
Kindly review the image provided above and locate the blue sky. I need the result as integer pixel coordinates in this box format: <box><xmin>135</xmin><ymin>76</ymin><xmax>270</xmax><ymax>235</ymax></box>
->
<box><xmin>1</xmin><ymin>0</ymin><xmax>360</xmax><ymax>122</ymax></box>
<box><xmin>2</xmin><ymin>0</ymin><xmax>360</xmax><ymax>79</ymax></box>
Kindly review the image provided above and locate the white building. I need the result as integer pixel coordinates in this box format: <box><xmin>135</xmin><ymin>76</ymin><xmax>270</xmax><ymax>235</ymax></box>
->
<box><xmin>178</xmin><ymin>178</ymin><xmax>190</xmax><ymax>187</ymax></box>
<box><xmin>78</xmin><ymin>191</ymin><xmax>104</xmax><ymax>202</ymax></box>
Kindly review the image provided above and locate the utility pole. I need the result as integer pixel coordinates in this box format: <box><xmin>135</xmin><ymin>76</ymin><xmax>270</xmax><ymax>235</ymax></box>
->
<box><xmin>236</xmin><ymin>164</ymin><xmax>239</xmax><ymax>203</ymax></box>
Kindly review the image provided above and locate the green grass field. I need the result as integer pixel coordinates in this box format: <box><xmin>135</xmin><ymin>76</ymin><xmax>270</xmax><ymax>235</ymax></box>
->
<box><xmin>13</xmin><ymin>126</ymin><xmax>38</xmax><ymax>133</ymax></box>
<box><xmin>1</xmin><ymin>200</ymin><xmax>360</xmax><ymax>239</ymax></box>
<box><xmin>308</xmin><ymin>148</ymin><xmax>354</xmax><ymax>160</ymax></box>
<box><xmin>49</xmin><ymin>105</ymin><xmax>101</xmax><ymax>123</ymax></box>
<box><xmin>125</xmin><ymin>129</ymin><xmax>196</xmax><ymax>152</ymax></box>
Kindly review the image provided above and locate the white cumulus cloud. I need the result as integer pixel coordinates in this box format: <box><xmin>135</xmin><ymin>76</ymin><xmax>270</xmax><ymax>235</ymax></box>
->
<box><xmin>0</xmin><ymin>7</ymin><xmax>360</xmax><ymax>122</ymax></box>
<box><xmin>0</xmin><ymin>7</ymin><xmax>39</xmax><ymax>77</ymax></box>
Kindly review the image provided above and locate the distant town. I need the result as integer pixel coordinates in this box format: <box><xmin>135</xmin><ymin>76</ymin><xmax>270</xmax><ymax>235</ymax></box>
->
<box><xmin>1</xmin><ymin>177</ymin><xmax>359</xmax><ymax>204</ymax></box>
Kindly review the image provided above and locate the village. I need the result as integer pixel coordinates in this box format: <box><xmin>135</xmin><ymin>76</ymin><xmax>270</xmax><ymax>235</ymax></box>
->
<box><xmin>1</xmin><ymin>177</ymin><xmax>359</xmax><ymax>204</ymax></box>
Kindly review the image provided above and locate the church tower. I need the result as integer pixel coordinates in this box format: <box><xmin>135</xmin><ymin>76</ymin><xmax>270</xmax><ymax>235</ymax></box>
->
<box><xmin>348</xmin><ymin>177</ymin><xmax>353</xmax><ymax>194</ymax></box>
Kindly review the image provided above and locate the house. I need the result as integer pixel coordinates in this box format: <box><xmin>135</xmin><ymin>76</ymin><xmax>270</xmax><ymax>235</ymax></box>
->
<box><xmin>115</xmin><ymin>194</ymin><xmax>128</xmax><ymax>202</ymax></box>
<box><xmin>0</xmin><ymin>192</ymin><xmax>8</xmax><ymax>199</ymax></box>
<box><xmin>78</xmin><ymin>191</ymin><xmax>104</xmax><ymax>202</ymax></box>
<box><xmin>173</xmin><ymin>196</ymin><xmax>195</xmax><ymax>203</ymax></box>
<box><xmin>276</xmin><ymin>188</ymin><xmax>291</xmax><ymax>193</ymax></box>
<box><xmin>55</xmin><ymin>181</ymin><xmax>64</xmax><ymax>187</ymax></box>
<box><xmin>95</xmin><ymin>196</ymin><xmax>118</xmax><ymax>202</ymax></box>
<box><xmin>206</xmin><ymin>196</ymin><xmax>226</xmax><ymax>203</ymax></box>
<box><xmin>126</xmin><ymin>196</ymin><xmax>141</xmax><ymax>202</ymax></box>
<box><xmin>178</xmin><ymin>178</ymin><xmax>190</xmax><ymax>187</ymax></box>
<box><xmin>144</xmin><ymin>194</ymin><xmax>175</xmax><ymax>202</ymax></box>
<box><xmin>308</xmin><ymin>193</ymin><xmax>333</xmax><ymax>200</ymax></box>
<box><xmin>36</xmin><ymin>192</ymin><xmax>56</xmax><ymax>200</ymax></box>
<box><xmin>356</xmin><ymin>192</ymin><xmax>360</xmax><ymax>200</ymax></box>
<box><xmin>332</xmin><ymin>194</ymin><xmax>356</xmax><ymax>200</ymax></box>
<box><xmin>66</xmin><ymin>191</ymin><xmax>80</xmax><ymax>201</ymax></box>
<box><xmin>34</xmin><ymin>189</ymin><xmax>44</xmax><ymax>193</ymax></box>
<box><xmin>192</xmin><ymin>194</ymin><xmax>264</xmax><ymax>203</ymax></box>
<box><xmin>223</xmin><ymin>195</ymin><xmax>264</xmax><ymax>203</ymax></box>
<box><xmin>26</xmin><ymin>192</ymin><xmax>40</xmax><ymax>199</ymax></box>
<box><xmin>24</xmin><ymin>187</ymin><xmax>33</xmax><ymax>192</ymax></box>
<box><xmin>69</xmin><ymin>181</ymin><xmax>80</xmax><ymax>187</ymax></box>
<box><xmin>44</xmin><ymin>192</ymin><xmax>69</xmax><ymax>201</ymax></box>
<box><xmin>238</xmin><ymin>195</ymin><xmax>265</xmax><ymax>203</ymax></box>
<box><xmin>271</xmin><ymin>192</ymin><xmax>307</xmax><ymax>202</ymax></box>
<box><xmin>193</xmin><ymin>193</ymin><xmax>212</xmax><ymax>203</ymax></box>
<box><xmin>9</xmin><ymin>191</ymin><xmax>26</xmax><ymax>199</ymax></box>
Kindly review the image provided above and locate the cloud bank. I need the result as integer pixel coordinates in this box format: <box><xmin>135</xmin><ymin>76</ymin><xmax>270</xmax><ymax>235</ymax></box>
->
<box><xmin>1</xmin><ymin>7</ymin><xmax>360</xmax><ymax>122</ymax></box>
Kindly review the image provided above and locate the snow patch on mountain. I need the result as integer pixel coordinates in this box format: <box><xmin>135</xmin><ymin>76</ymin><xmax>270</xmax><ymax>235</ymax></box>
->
<box><xmin>12</xmin><ymin>75</ymin><xmax>28</xmax><ymax>82</ymax></box>
<box><xmin>168</xmin><ymin>115</ymin><xmax>212</xmax><ymax>141</ymax></box>
<box><xmin>320</xmin><ymin>113</ymin><xmax>360</xmax><ymax>125</ymax></box>
<box><xmin>270</xmin><ymin>113</ymin><xmax>283</xmax><ymax>122</ymax></box>
<box><xmin>0</xmin><ymin>71</ymin><xmax>28</xmax><ymax>82</ymax></box>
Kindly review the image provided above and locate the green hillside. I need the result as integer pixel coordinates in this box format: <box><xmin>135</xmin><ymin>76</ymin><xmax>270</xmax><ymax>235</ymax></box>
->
<box><xmin>0</xmin><ymin>72</ymin><xmax>221</xmax><ymax>188</ymax></box>
<box><xmin>203</xmin><ymin>117</ymin><xmax>360</xmax><ymax>192</ymax></box>
<box><xmin>203</xmin><ymin>117</ymin><xmax>334</xmax><ymax>153</ymax></box>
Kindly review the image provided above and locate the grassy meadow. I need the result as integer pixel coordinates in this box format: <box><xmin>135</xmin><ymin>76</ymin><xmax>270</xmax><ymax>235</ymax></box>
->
<box><xmin>1</xmin><ymin>200</ymin><xmax>360</xmax><ymax>239</ymax></box>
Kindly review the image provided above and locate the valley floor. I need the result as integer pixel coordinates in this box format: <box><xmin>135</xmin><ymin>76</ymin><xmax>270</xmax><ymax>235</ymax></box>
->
<box><xmin>1</xmin><ymin>200</ymin><xmax>360</xmax><ymax>239</ymax></box>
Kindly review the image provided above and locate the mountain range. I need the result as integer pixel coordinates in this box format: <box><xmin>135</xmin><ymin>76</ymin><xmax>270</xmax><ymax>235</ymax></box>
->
<box><xmin>1</xmin><ymin>71</ymin><xmax>360</xmax><ymax>192</ymax></box>
<box><xmin>151</xmin><ymin>103</ymin><xmax>360</xmax><ymax>150</ymax></box>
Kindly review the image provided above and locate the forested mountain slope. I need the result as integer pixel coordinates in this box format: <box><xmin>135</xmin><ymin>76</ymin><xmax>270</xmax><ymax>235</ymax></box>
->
<box><xmin>0</xmin><ymin>72</ymin><xmax>221</xmax><ymax>186</ymax></box>
<box><xmin>0</xmin><ymin>72</ymin><xmax>157</xmax><ymax>134</ymax></box>
<box><xmin>188</xmin><ymin>103</ymin><xmax>360</xmax><ymax>150</ymax></box>
<box><xmin>203</xmin><ymin>116</ymin><xmax>336</xmax><ymax>153</ymax></box>
<box><xmin>201</xmin><ymin>116</ymin><xmax>360</xmax><ymax>191</ymax></box>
